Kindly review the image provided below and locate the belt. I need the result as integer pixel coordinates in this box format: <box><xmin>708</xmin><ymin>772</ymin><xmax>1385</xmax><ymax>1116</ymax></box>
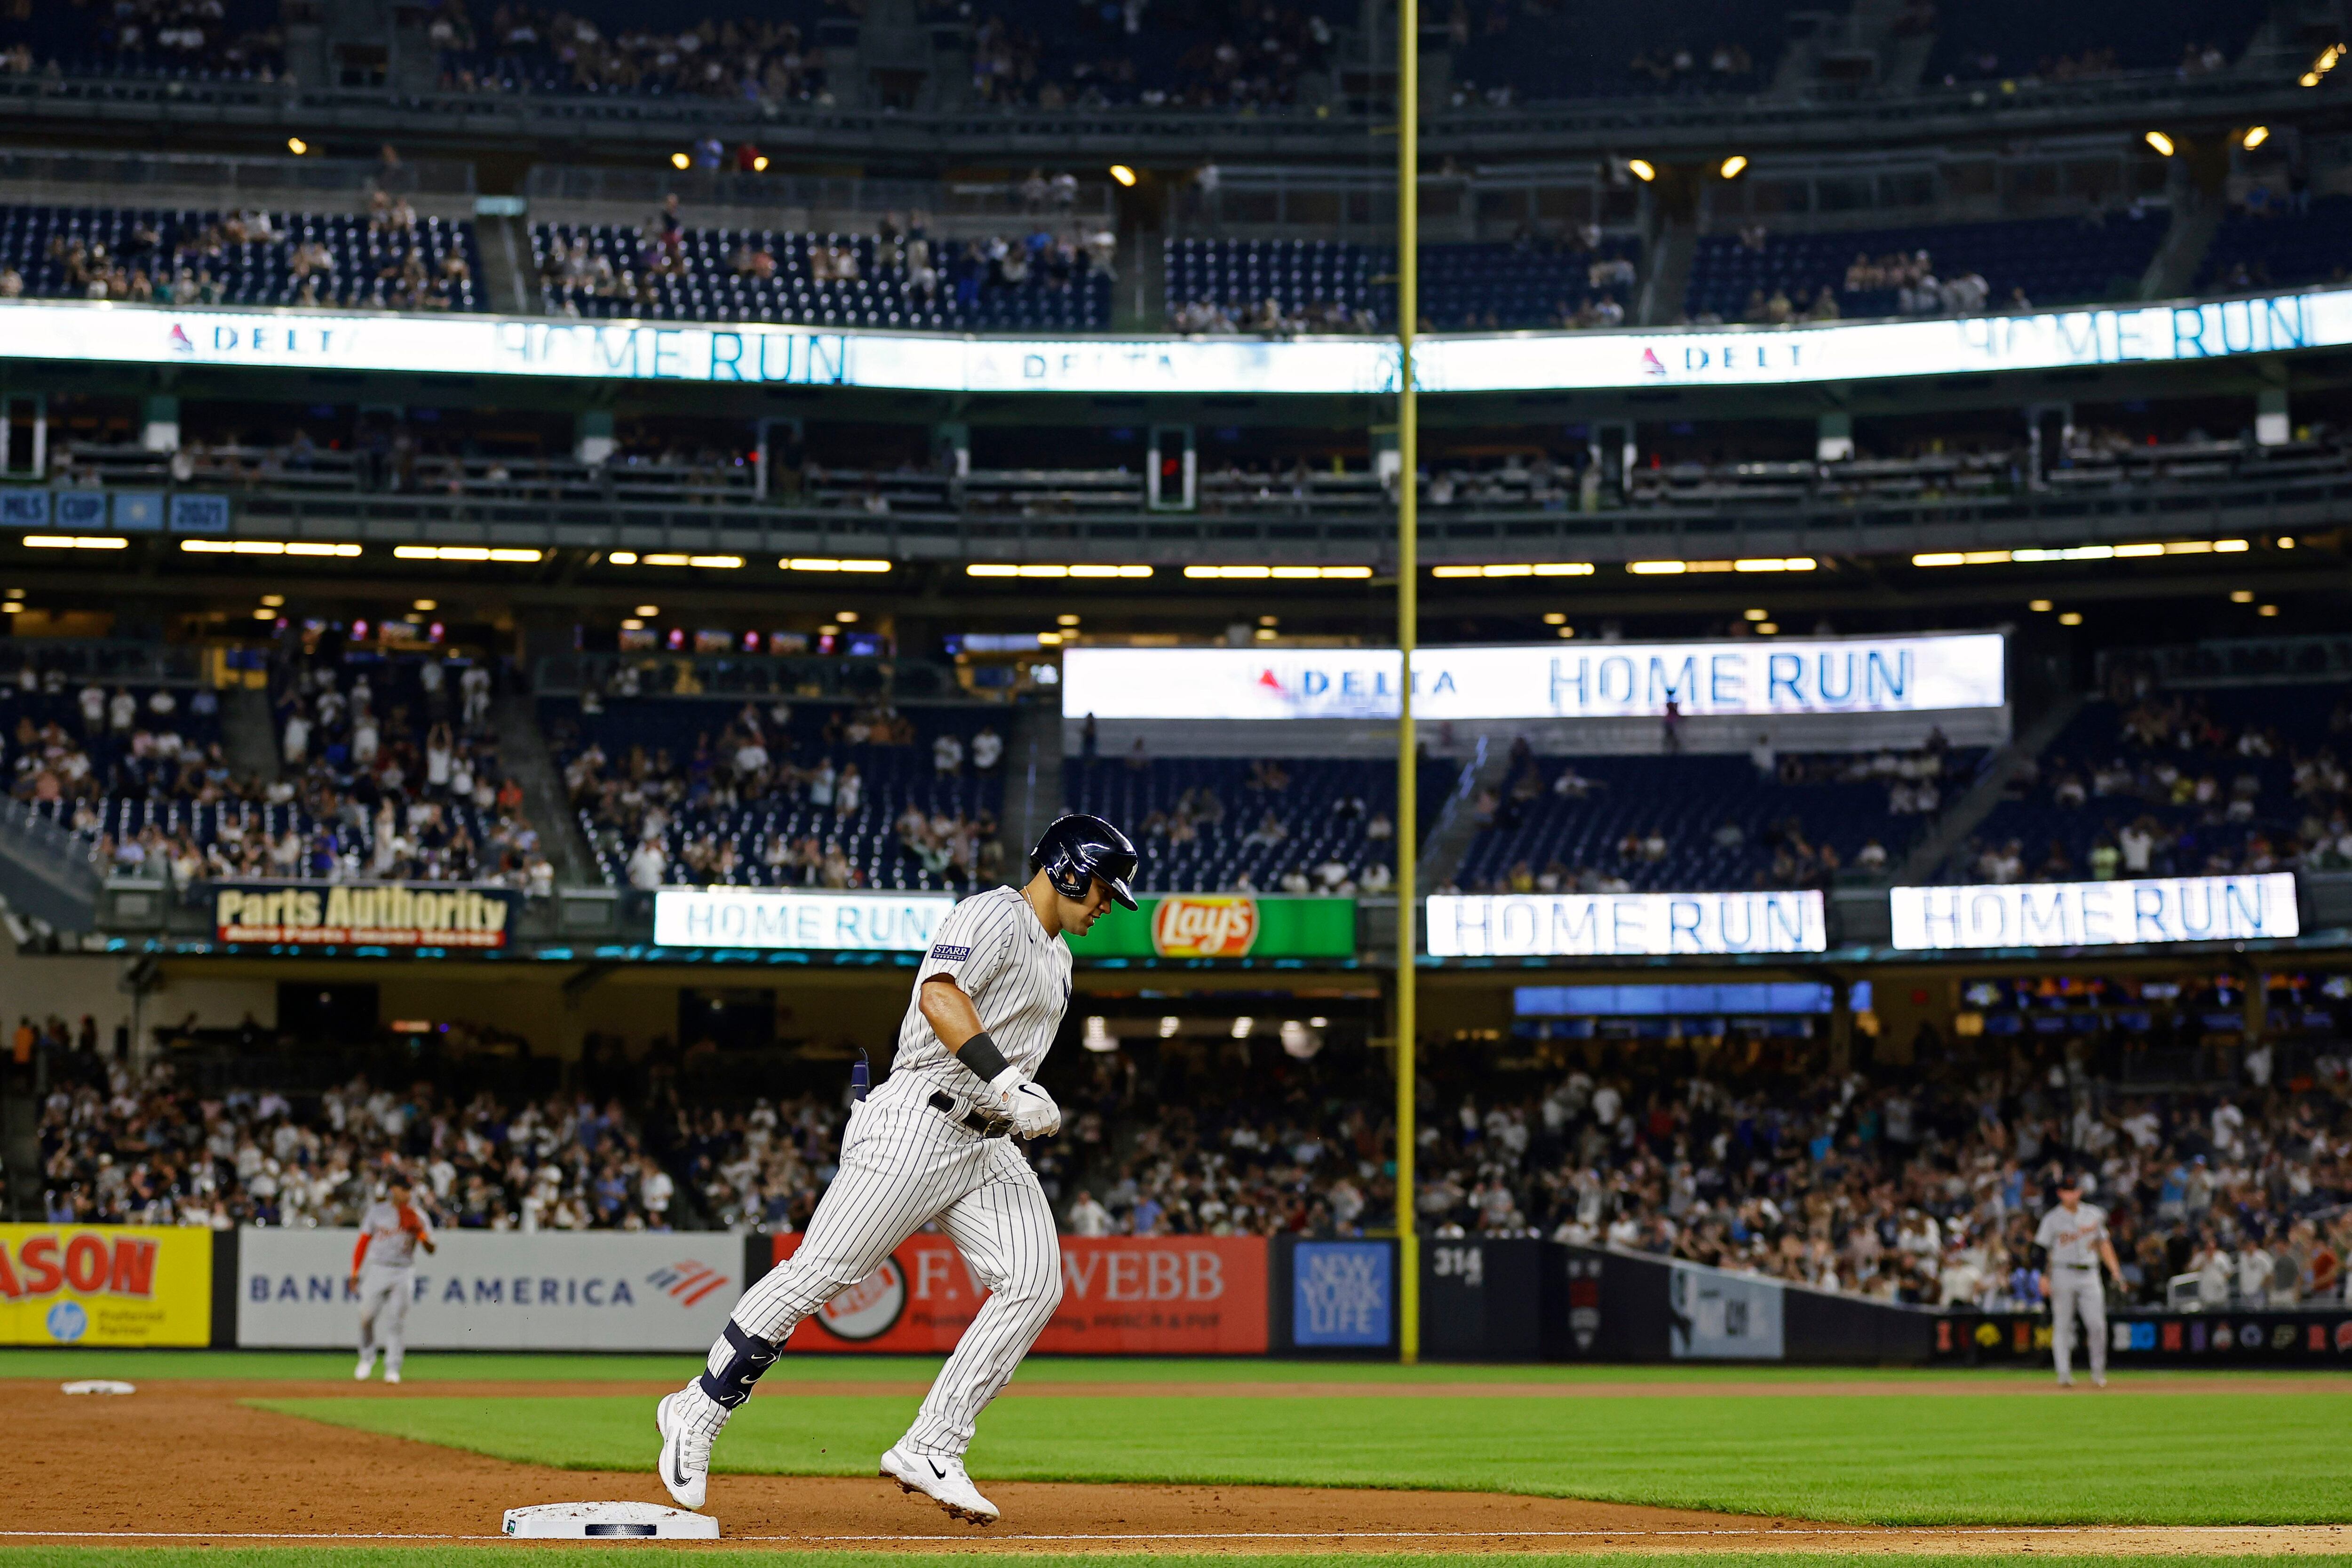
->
<box><xmin>2059</xmin><ymin>1262</ymin><xmax>2098</xmax><ymax>1270</ymax></box>
<box><xmin>928</xmin><ymin>1089</ymin><xmax>1009</xmax><ymax>1138</ymax></box>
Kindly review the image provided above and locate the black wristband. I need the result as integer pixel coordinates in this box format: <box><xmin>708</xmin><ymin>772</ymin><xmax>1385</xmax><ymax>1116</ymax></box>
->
<box><xmin>955</xmin><ymin>1030</ymin><xmax>1011</xmax><ymax>1083</ymax></box>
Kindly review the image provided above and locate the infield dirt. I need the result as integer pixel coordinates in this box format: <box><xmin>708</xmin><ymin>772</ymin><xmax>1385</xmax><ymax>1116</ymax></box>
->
<box><xmin>6</xmin><ymin>1378</ymin><xmax>2346</xmax><ymax>1556</ymax></box>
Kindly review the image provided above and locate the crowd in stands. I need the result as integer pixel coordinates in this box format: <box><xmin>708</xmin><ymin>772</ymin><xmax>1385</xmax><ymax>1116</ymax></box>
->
<box><xmin>1926</xmin><ymin>0</ymin><xmax>2251</xmax><ymax>88</ymax></box>
<box><xmin>429</xmin><ymin>0</ymin><xmax>833</xmax><ymax>101</ymax></box>
<box><xmin>1065</xmin><ymin>751</ymin><xmax>1421</xmax><ymax>895</ymax></box>
<box><xmin>1685</xmin><ymin>212</ymin><xmax>2163</xmax><ymax>326</ymax></box>
<box><xmin>552</xmin><ymin>693</ymin><xmax>1005</xmax><ymax>892</ymax></box>
<box><xmin>27</xmin><ymin>987</ymin><xmax>2352</xmax><ymax>1311</ymax></box>
<box><xmin>1948</xmin><ymin>671</ymin><xmax>2352</xmax><ymax>888</ymax></box>
<box><xmin>534</xmin><ymin>202</ymin><xmax>1112</xmax><ymax>329</ymax></box>
<box><xmin>1447</xmin><ymin>736</ymin><xmax>1972</xmax><ymax>897</ymax></box>
<box><xmin>0</xmin><ymin>196</ymin><xmax>481</xmax><ymax>313</ymax></box>
<box><xmin>1166</xmin><ymin>231</ymin><xmax>1641</xmax><ymax>335</ymax></box>
<box><xmin>0</xmin><ymin>0</ymin><xmax>283</xmax><ymax>81</ymax></box>
<box><xmin>30</xmin><ymin>1048</ymin><xmax>699</xmax><ymax>1231</ymax></box>
<box><xmin>1052</xmin><ymin>1021</ymin><xmax>2352</xmax><ymax>1313</ymax></box>
<box><xmin>941</xmin><ymin>0</ymin><xmax>1344</xmax><ymax>111</ymax></box>
<box><xmin>2199</xmin><ymin>192</ymin><xmax>2352</xmax><ymax>296</ymax></box>
<box><xmin>6</xmin><ymin>649</ymin><xmax>553</xmax><ymax>893</ymax></box>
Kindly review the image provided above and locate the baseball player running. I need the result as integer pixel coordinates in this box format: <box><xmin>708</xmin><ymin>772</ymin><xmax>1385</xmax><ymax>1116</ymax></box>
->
<box><xmin>655</xmin><ymin>814</ymin><xmax>1138</xmax><ymax>1524</ymax></box>
<box><xmin>2036</xmin><ymin>1170</ymin><xmax>2122</xmax><ymax>1388</ymax></box>
<box><xmin>351</xmin><ymin>1176</ymin><xmax>437</xmax><ymax>1385</ymax></box>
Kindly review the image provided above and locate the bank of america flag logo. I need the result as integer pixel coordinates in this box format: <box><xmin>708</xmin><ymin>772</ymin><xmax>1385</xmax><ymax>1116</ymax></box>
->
<box><xmin>647</xmin><ymin>1260</ymin><xmax>732</xmax><ymax>1307</ymax></box>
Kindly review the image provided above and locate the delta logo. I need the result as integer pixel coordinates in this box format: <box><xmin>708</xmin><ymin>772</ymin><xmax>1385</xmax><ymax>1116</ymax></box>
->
<box><xmin>645</xmin><ymin>1259</ymin><xmax>734</xmax><ymax>1308</ymax></box>
<box><xmin>167</xmin><ymin>323</ymin><xmax>195</xmax><ymax>354</ymax></box>
<box><xmin>0</xmin><ymin>1231</ymin><xmax>160</xmax><ymax>1300</ymax></box>
<box><xmin>1152</xmin><ymin>896</ymin><xmax>1261</xmax><ymax>958</ymax></box>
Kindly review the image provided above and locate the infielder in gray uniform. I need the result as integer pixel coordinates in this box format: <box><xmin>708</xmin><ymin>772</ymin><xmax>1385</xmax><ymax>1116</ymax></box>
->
<box><xmin>2036</xmin><ymin>1171</ymin><xmax>2123</xmax><ymax>1387</ymax></box>
<box><xmin>655</xmin><ymin>814</ymin><xmax>1138</xmax><ymax>1524</ymax></box>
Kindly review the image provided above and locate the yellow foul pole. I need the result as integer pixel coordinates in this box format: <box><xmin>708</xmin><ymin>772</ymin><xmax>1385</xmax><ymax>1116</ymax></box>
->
<box><xmin>1394</xmin><ymin>0</ymin><xmax>1419</xmax><ymax>1367</ymax></box>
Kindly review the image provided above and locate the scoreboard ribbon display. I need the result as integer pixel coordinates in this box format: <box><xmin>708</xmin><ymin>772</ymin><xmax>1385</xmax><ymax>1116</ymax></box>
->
<box><xmin>212</xmin><ymin>881</ymin><xmax>521</xmax><ymax>948</ymax></box>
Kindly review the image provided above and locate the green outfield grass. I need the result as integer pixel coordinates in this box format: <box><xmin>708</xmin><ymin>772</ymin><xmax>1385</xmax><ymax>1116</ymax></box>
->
<box><xmin>6</xmin><ymin>1557</ymin><xmax>2352</xmax><ymax>1568</ymax></box>
<box><xmin>0</xmin><ymin>1346</ymin><xmax>2333</xmax><ymax>1386</ymax></box>
<box><xmin>255</xmin><ymin>1383</ymin><xmax>2352</xmax><ymax>1526</ymax></box>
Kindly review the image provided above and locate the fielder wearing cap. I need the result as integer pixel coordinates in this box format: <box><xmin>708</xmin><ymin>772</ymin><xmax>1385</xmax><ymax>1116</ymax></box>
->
<box><xmin>2035</xmin><ymin>1170</ymin><xmax>2123</xmax><ymax>1388</ymax></box>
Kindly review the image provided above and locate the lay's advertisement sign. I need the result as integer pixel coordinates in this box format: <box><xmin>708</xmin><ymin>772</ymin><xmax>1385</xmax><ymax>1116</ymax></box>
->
<box><xmin>1065</xmin><ymin>895</ymin><xmax>1355</xmax><ymax>961</ymax></box>
<box><xmin>0</xmin><ymin>1225</ymin><xmax>213</xmax><ymax>1345</ymax></box>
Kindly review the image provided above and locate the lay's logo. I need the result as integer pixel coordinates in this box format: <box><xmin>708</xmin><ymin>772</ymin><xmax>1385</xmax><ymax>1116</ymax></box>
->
<box><xmin>1151</xmin><ymin>896</ymin><xmax>1260</xmax><ymax>959</ymax></box>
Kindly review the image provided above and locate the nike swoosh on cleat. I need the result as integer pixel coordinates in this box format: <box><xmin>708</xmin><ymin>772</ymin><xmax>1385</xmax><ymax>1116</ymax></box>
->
<box><xmin>671</xmin><ymin>1449</ymin><xmax>691</xmax><ymax>1488</ymax></box>
<box><xmin>929</xmin><ymin>1460</ymin><xmax>947</xmax><ymax>1479</ymax></box>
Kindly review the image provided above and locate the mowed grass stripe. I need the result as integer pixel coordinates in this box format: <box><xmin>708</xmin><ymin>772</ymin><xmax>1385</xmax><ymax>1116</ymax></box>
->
<box><xmin>8</xmin><ymin>1555</ymin><xmax>2352</xmax><ymax>1568</ymax></box>
<box><xmin>256</xmin><ymin>1390</ymin><xmax>2352</xmax><ymax>1525</ymax></box>
<box><xmin>4</xmin><ymin>1347</ymin><xmax>2244</xmax><ymax>1387</ymax></box>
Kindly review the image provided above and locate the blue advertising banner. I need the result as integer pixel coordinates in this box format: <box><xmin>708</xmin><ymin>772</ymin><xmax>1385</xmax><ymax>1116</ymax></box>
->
<box><xmin>1291</xmin><ymin>1241</ymin><xmax>1391</xmax><ymax>1348</ymax></box>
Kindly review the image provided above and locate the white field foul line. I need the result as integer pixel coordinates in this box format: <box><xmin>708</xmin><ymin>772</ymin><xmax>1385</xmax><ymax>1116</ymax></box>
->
<box><xmin>754</xmin><ymin>1526</ymin><xmax>2339</xmax><ymax>1544</ymax></box>
<box><xmin>0</xmin><ymin>1524</ymin><xmax>2337</xmax><ymax>1545</ymax></box>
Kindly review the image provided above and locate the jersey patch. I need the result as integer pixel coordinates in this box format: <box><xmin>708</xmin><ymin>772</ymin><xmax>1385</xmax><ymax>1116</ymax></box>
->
<box><xmin>930</xmin><ymin>943</ymin><xmax>973</xmax><ymax>962</ymax></box>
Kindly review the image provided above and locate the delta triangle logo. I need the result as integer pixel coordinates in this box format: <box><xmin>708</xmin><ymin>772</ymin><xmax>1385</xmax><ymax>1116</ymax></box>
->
<box><xmin>1639</xmin><ymin>347</ymin><xmax>1667</xmax><ymax>376</ymax></box>
<box><xmin>167</xmin><ymin>324</ymin><xmax>194</xmax><ymax>354</ymax></box>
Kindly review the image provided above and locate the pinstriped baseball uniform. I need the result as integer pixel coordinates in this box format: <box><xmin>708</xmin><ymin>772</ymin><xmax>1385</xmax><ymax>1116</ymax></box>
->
<box><xmin>686</xmin><ymin>885</ymin><xmax>1071</xmax><ymax>1459</ymax></box>
<box><xmin>2037</xmin><ymin>1201</ymin><xmax>2109</xmax><ymax>1383</ymax></box>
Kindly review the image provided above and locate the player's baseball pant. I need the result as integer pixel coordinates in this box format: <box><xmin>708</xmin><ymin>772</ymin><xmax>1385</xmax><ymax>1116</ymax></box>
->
<box><xmin>356</xmin><ymin>1265</ymin><xmax>415</xmax><ymax>1374</ymax></box>
<box><xmin>691</xmin><ymin>1074</ymin><xmax>1061</xmax><ymax>1458</ymax></box>
<box><xmin>2049</xmin><ymin>1267</ymin><xmax>2106</xmax><ymax>1381</ymax></box>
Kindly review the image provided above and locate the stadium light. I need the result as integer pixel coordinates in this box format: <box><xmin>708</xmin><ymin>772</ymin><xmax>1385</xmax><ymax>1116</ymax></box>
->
<box><xmin>24</xmin><ymin>536</ymin><xmax>127</xmax><ymax>550</ymax></box>
<box><xmin>1184</xmin><ymin>564</ymin><xmax>1370</xmax><ymax>579</ymax></box>
<box><xmin>1108</xmin><ymin>165</ymin><xmax>1137</xmax><ymax>187</ymax></box>
<box><xmin>671</xmin><ymin>152</ymin><xmax>691</xmax><ymax>170</ymax></box>
<box><xmin>781</xmin><ymin>557</ymin><xmax>891</xmax><ymax>572</ymax></box>
<box><xmin>635</xmin><ymin>604</ymin><xmax>660</xmax><ymax>616</ymax></box>
<box><xmin>287</xmin><ymin>137</ymin><xmax>309</xmax><ymax>156</ymax></box>
<box><xmin>260</xmin><ymin>594</ymin><xmax>285</xmax><ymax>607</ymax></box>
<box><xmin>1626</xmin><ymin>159</ymin><xmax>1657</xmax><ymax>183</ymax></box>
<box><xmin>1913</xmin><ymin>537</ymin><xmax>2245</xmax><ymax>567</ymax></box>
<box><xmin>1431</xmin><ymin>562</ymin><xmax>1592</xmax><ymax>578</ymax></box>
<box><xmin>969</xmin><ymin>563</ymin><xmax>1153</xmax><ymax>578</ymax></box>
<box><xmin>391</xmin><ymin>545</ymin><xmax>544</xmax><ymax>562</ymax></box>
<box><xmin>2058</xmin><ymin>612</ymin><xmax>2084</xmax><ymax>626</ymax></box>
<box><xmin>2145</xmin><ymin>131</ymin><xmax>2176</xmax><ymax>157</ymax></box>
<box><xmin>2231</xmin><ymin>590</ymin><xmax>2255</xmax><ymax>603</ymax></box>
<box><xmin>181</xmin><ymin>539</ymin><xmax>360</xmax><ymax>557</ymax></box>
<box><xmin>752</xmin><ymin>155</ymin><xmax>770</xmax><ymax>172</ymax></box>
<box><xmin>1629</xmin><ymin>557</ymin><xmax>1815</xmax><ymax>575</ymax></box>
<box><xmin>2244</xmin><ymin>125</ymin><xmax>2272</xmax><ymax>150</ymax></box>
<box><xmin>1743</xmin><ymin>608</ymin><xmax>1768</xmax><ymax>621</ymax></box>
<box><xmin>2029</xmin><ymin>599</ymin><xmax>2053</xmax><ymax>612</ymax></box>
<box><xmin>2259</xmin><ymin>604</ymin><xmax>2281</xmax><ymax>617</ymax></box>
<box><xmin>1719</xmin><ymin>155</ymin><xmax>1748</xmax><ymax>179</ymax></box>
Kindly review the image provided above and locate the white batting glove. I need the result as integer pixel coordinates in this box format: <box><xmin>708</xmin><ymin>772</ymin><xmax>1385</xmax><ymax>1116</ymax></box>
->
<box><xmin>985</xmin><ymin>1067</ymin><xmax>1062</xmax><ymax>1139</ymax></box>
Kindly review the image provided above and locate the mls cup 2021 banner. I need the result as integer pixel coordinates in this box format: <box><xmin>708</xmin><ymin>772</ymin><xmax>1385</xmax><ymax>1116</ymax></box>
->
<box><xmin>771</xmin><ymin>1234</ymin><xmax>1268</xmax><ymax>1353</ymax></box>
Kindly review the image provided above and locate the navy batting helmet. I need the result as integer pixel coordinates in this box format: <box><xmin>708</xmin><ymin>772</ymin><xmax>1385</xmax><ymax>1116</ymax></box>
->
<box><xmin>1030</xmin><ymin>813</ymin><xmax>1139</xmax><ymax>909</ymax></box>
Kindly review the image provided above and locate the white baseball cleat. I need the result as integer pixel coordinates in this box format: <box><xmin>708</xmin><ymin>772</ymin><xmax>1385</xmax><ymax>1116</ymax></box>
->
<box><xmin>880</xmin><ymin>1445</ymin><xmax>998</xmax><ymax>1525</ymax></box>
<box><xmin>353</xmin><ymin>1355</ymin><xmax>375</xmax><ymax>1381</ymax></box>
<box><xmin>384</xmin><ymin>1370</ymin><xmax>401</xmax><ymax>1385</ymax></box>
<box><xmin>655</xmin><ymin>1391</ymin><xmax>713</xmax><ymax>1511</ymax></box>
